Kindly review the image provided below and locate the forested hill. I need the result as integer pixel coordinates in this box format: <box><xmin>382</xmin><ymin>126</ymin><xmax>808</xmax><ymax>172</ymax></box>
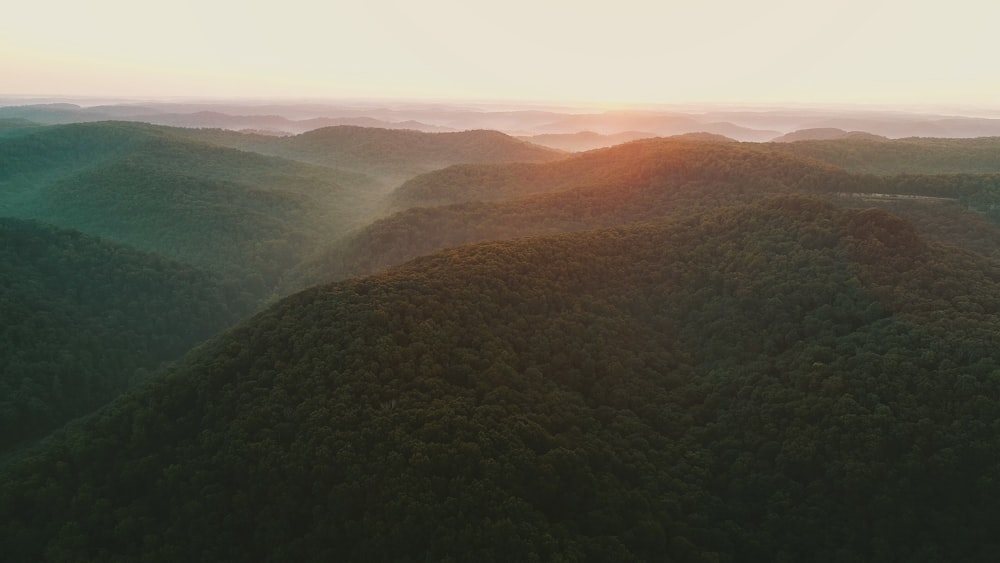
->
<box><xmin>0</xmin><ymin>118</ymin><xmax>41</xmax><ymax>138</ymax></box>
<box><xmin>515</xmin><ymin>130</ymin><xmax>658</xmax><ymax>152</ymax></box>
<box><xmin>0</xmin><ymin>218</ymin><xmax>256</xmax><ymax>457</ymax></box>
<box><xmin>389</xmin><ymin>138</ymin><xmax>847</xmax><ymax>209</ymax></box>
<box><xmin>3</xmin><ymin>199</ymin><xmax>1000</xmax><ymax>561</ymax></box>
<box><xmin>768</xmin><ymin>136</ymin><xmax>1000</xmax><ymax>174</ymax></box>
<box><xmin>222</xmin><ymin>125</ymin><xmax>566</xmax><ymax>180</ymax></box>
<box><xmin>294</xmin><ymin>138</ymin><xmax>1000</xmax><ymax>288</ymax></box>
<box><xmin>0</xmin><ymin>121</ymin><xmax>381</xmax><ymax>295</ymax></box>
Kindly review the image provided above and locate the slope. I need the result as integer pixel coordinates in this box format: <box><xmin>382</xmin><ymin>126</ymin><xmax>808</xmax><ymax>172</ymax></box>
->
<box><xmin>3</xmin><ymin>200</ymin><xmax>1000</xmax><ymax>561</ymax></box>
<box><xmin>0</xmin><ymin>121</ymin><xmax>381</xmax><ymax>295</ymax></box>
<box><xmin>304</xmin><ymin>139</ymin><xmax>957</xmax><ymax>286</ymax></box>
<box><xmin>389</xmin><ymin>138</ymin><xmax>845</xmax><ymax>210</ymax></box>
<box><xmin>0</xmin><ymin>218</ymin><xmax>256</xmax><ymax>456</ymax></box>
<box><xmin>230</xmin><ymin>126</ymin><xmax>566</xmax><ymax>181</ymax></box>
<box><xmin>516</xmin><ymin>131</ymin><xmax>658</xmax><ymax>152</ymax></box>
<box><xmin>339</xmin><ymin>139</ymin><xmax>1000</xmax><ymax>292</ymax></box>
<box><xmin>768</xmin><ymin>136</ymin><xmax>1000</xmax><ymax>174</ymax></box>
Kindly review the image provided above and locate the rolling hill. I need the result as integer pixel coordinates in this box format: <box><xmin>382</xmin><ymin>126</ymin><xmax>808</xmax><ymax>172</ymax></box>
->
<box><xmin>768</xmin><ymin>136</ymin><xmax>1000</xmax><ymax>174</ymax></box>
<box><xmin>0</xmin><ymin>121</ymin><xmax>382</xmax><ymax>295</ymax></box>
<box><xmin>770</xmin><ymin>128</ymin><xmax>887</xmax><ymax>142</ymax></box>
<box><xmin>516</xmin><ymin>131</ymin><xmax>658</xmax><ymax>152</ymax></box>
<box><xmin>307</xmin><ymin>140</ymin><xmax>841</xmax><ymax>284</ymax></box>
<box><xmin>4</xmin><ymin>200</ymin><xmax>1000</xmax><ymax>561</ymax></box>
<box><xmin>5</xmin><ymin>118</ymin><xmax>1000</xmax><ymax>560</ymax></box>
<box><xmin>389</xmin><ymin>138</ymin><xmax>846</xmax><ymax>210</ymax></box>
<box><xmin>0</xmin><ymin>218</ymin><xmax>255</xmax><ymax>457</ymax></box>
<box><xmin>235</xmin><ymin>126</ymin><xmax>566</xmax><ymax>180</ymax></box>
<box><xmin>0</xmin><ymin>118</ymin><xmax>41</xmax><ymax>138</ymax></box>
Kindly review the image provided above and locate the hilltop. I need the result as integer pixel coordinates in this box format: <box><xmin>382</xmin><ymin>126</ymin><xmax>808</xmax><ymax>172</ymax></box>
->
<box><xmin>771</xmin><ymin>128</ymin><xmax>888</xmax><ymax>142</ymax></box>
<box><xmin>517</xmin><ymin>131</ymin><xmax>657</xmax><ymax>151</ymax></box>
<box><xmin>2</xmin><ymin>116</ymin><xmax>1000</xmax><ymax>560</ymax></box>
<box><xmin>288</xmin><ymin>136</ymin><xmax>1000</xmax><ymax>290</ymax></box>
<box><xmin>0</xmin><ymin>121</ymin><xmax>383</xmax><ymax>294</ymax></box>
<box><xmin>768</xmin><ymin>136</ymin><xmax>1000</xmax><ymax>174</ymax></box>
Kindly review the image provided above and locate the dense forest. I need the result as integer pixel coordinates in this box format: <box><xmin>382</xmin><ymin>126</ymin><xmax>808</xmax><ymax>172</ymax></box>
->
<box><xmin>4</xmin><ymin>119</ymin><xmax>1000</xmax><ymax>560</ymax></box>
<box><xmin>4</xmin><ymin>201</ymin><xmax>1000</xmax><ymax>561</ymax></box>
<box><xmin>0</xmin><ymin>218</ymin><xmax>255</xmax><ymax>456</ymax></box>
<box><xmin>293</xmin><ymin>139</ymin><xmax>1000</xmax><ymax>287</ymax></box>
<box><xmin>769</xmin><ymin>136</ymin><xmax>1000</xmax><ymax>175</ymax></box>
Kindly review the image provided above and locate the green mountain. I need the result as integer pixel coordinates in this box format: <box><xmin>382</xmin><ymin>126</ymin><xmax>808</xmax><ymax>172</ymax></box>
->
<box><xmin>0</xmin><ymin>121</ymin><xmax>381</xmax><ymax>295</ymax></box>
<box><xmin>768</xmin><ymin>136</ymin><xmax>1000</xmax><ymax>174</ymax></box>
<box><xmin>0</xmin><ymin>118</ymin><xmax>41</xmax><ymax>139</ymax></box>
<box><xmin>388</xmin><ymin>138</ymin><xmax>846</xmax><ymax>210</ymax></box>
<box><xmin>0</xmin><ymin>218</ymin><xmax>255</xmax><ymax>456</ymax></box>
<box><xmin>0</xmin><ymin>121</ymin><xmax>577</xmax><ymax>460</ymax></box>
<box><xmin>299</xmin><ymin>139</ymin><xmax>1000</xmax><ymax>287</ymax></box>
<box><xmin>186</xmin><ymin>125</ymin><xmax>566</xmax><ymax>181</ymax></box>
<box><xmin>5</xmin><ymin>121</ymin><xmax>1000</xmax><ymax>561</ymax></box>
<box><xmin>516</xmin><ymin>130</ymin><xmax>658</xmax><ymax>152</ymax></box>
<box><xmin>4</xmin><ymin>200</ymin><xmax>1000</xmax><ymax>561</ymax></box>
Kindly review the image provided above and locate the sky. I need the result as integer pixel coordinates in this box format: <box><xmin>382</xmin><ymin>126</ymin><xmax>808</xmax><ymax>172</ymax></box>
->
<box><xmin>3</xmin><ymin>0</ymin><xmax>999</xmax><ymax>109</ymax></box>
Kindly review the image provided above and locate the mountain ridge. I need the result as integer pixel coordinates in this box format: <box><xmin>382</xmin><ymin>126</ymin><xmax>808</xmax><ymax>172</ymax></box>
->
<box><xmin>4</xmin><ymin>200</ymin><xmax>1000</xmax><ymax>560</ymax></box>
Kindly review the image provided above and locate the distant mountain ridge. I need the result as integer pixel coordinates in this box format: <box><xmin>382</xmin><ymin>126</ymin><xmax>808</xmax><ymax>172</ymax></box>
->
<box><xmin>5</xmin><ymin>111</ymin><xmax>1000</xmax><ymax>560</ymax></box>
<box><xmin>0</xmin><ymin>218</ymin><xmax>254</xmax><ymax>456</ymax></box>
<box><xmin>771</xmin><ymin>128</ymin><xmax>888</xmax><ymax>142</ymax></box>
<box><xmin>293</xmin><ymin>139</ymin><xmax>854</xmax><ymax>286</ymax></box>
<box><xmin>0</xmin><ymin>121</ymin><xmax>381</xmax><ymax>292</ymax></box>
<box><xmin>516</xmin><ymin>131</ymin><xmax>657</xmax><ymax>152</ymax></box>
<box><xmin>235</xmin><ymin>125</ymin><xmax>566</xmax><ymax>180</ymax></box>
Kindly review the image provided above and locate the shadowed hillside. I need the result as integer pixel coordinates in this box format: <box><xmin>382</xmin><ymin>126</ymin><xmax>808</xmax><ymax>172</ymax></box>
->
<box><xmin>0</xmin><ymin>219</ymin><xmax>256</xmax><ymax>456</ymax></box>
<box><xmin>0</xmin><ymin>121</ymin><xmax>381</xmax><ymax>294</ymax></box>
<box><xmin>4</xmin><ymin>201</ymin><xmax>1000</xmax><ymax>561</ymax></box>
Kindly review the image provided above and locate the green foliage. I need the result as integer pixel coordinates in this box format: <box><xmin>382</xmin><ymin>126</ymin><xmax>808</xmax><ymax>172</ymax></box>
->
<box><xmin>0</xmin><ymin>118</ymin><xmax>42</xmax><ymax>139</ymax></box>
<box><xmin>248</xmin><ymin>126</ymin><xmax>565</xmax><ymax>179</ymax></box>
<box><xmin>6</xmin><ymin>124</ymin><xmax>1000</xmax><ymax>561</ymax></box>
<box><xmin>4</xmin><ymin>201</ymin><xmax>1000</xmax><ymax>561</ymax></box>
<box><xmin>389</xmin><ymin>137</ymin><xmax>847</xmax><ymax>209</ymax></box>
<box><xmin>770</xmin><ymin>136</ymin><xmax>1000</xmax><ymax>175</ymax></box>
<box><xmin>0</xmin><ymin>219</ymin><xmax>256</xmax><ymax>456</ymax></box>
<box><xmin>302</xmin><ymin>139</ymin><xmax>1000</xmax><ymax>287</ymax></box>
<box><xmin>0</xmin><ymin>121</ymin><xmax>381</xmax><ymax>294</ymax></box>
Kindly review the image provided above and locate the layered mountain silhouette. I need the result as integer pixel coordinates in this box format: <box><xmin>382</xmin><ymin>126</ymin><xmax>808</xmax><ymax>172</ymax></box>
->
<box><xmin>771</xmin><ymin>128</ymin><xmax>888</xmax><ymax>142</ymax></box>
<box><xmin>8</xmin><ymin>100</ymin><xmax>1000</xmax><ymax>139</ymax></box>
<box><xmin>0</xmin><ymin>218</ymin><xmax>255</xmax><ymax>456</ymax></box>
<box><xmin>4</xmin><ymin>201</ymin><xmax>1000</xmax><ymax>561</ymax></box>
<box><xmin>768</xmin><ymin>135</ymin><xmax>1000</xmax><ymax>174</ymax></box>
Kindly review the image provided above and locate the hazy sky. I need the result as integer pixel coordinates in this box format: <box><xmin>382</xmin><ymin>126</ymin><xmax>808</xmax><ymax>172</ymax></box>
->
<box><xmin>3</xmin><ymin>0</ymin><xmax>999</xmax><ymax>108</ymax></box>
